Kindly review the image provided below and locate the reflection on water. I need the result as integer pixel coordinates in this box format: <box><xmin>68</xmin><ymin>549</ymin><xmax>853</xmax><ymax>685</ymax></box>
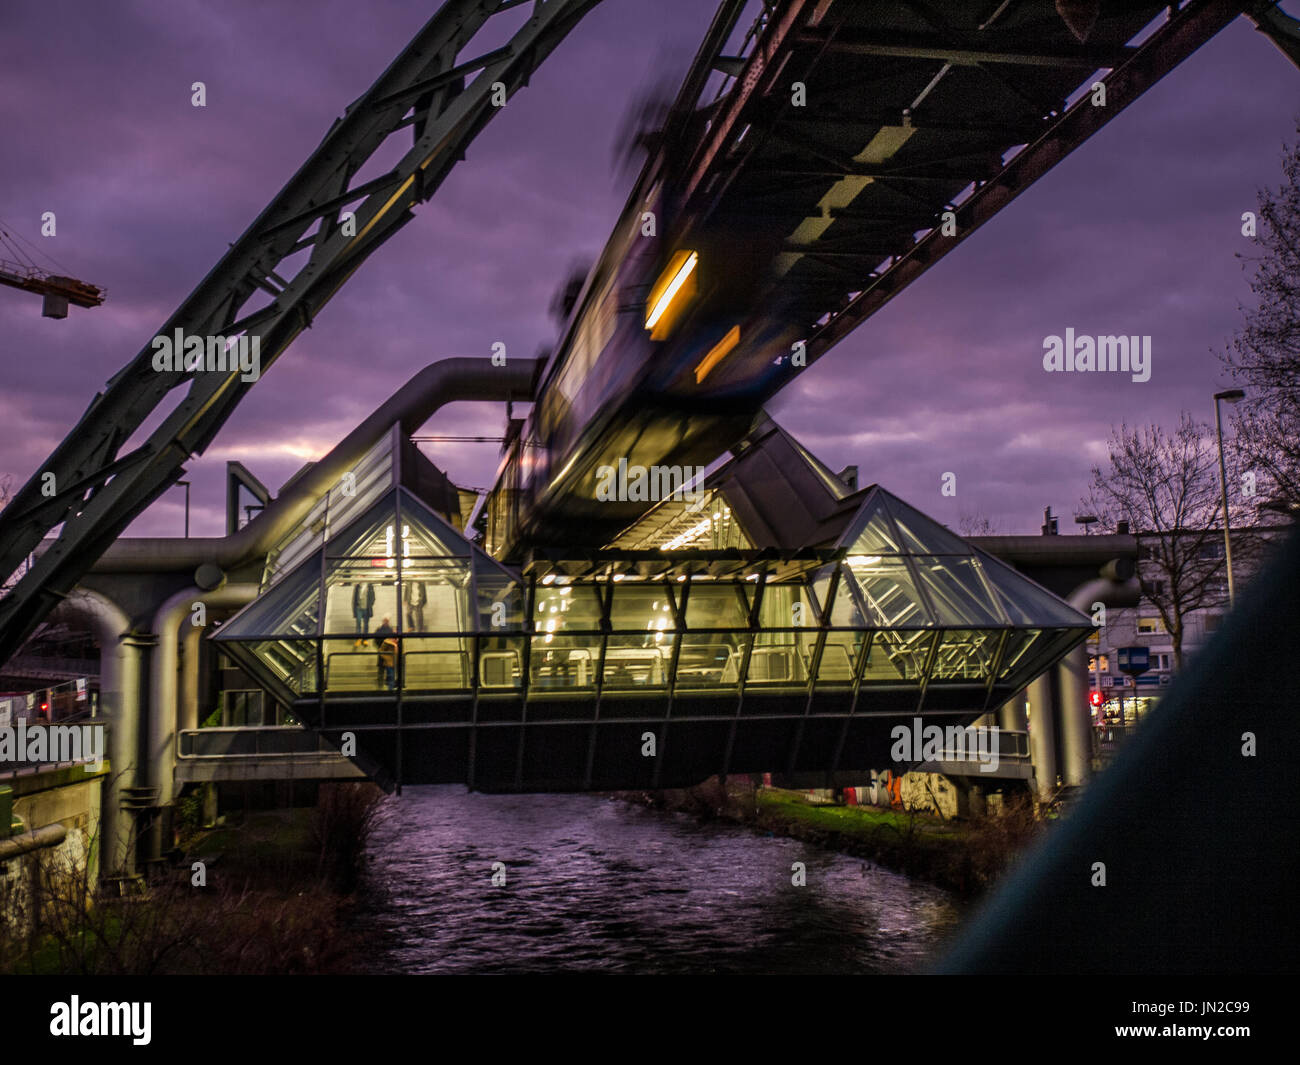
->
<box><xmin>351</xmin><ymin>786</ymin><xmax>964</xmax><ymax>974</ymax></box>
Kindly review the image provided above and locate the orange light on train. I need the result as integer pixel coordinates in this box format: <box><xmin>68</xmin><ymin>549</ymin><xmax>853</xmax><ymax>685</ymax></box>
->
<box><xmin>694</xmin><ymin>324</ymin><xmax>740</xmax><ymax>383</ymax></box>
<box><xmin>645</xmin><ymin>250</ymin><xmax>698</xmax><ymax>339</ymax></box>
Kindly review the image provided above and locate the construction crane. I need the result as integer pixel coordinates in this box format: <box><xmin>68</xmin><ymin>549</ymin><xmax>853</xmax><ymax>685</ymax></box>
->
<box><xmin>0</xmin><ymin>222</ymin><xmax>104</xmax><ymax>318</ymax></box>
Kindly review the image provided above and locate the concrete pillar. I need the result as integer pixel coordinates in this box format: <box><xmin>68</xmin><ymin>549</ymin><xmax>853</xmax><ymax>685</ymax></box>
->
<box><xmin>999</xmin><ymin>693</ymin><xmax>1028</xmax><ymax>733</ymax></box>
<box><xmin>1057</xmin><ymin>643</ymin><xmax>1092</xmax><ymax>787</ymax></box>
<box><xmin>1027</xmin><ymin>671</ymin><xmax>1057</xmax><ymax>799</ymax></box>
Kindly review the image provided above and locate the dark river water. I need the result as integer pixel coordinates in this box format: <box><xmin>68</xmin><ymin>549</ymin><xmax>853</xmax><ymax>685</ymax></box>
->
<box><xmin>352</xmin><ymin>787</ymin><xmax>964</xmax><ymax>974</ymax></box>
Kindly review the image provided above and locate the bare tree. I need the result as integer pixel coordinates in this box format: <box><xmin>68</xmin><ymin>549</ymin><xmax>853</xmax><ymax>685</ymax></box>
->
<box><xmin>1221</xmin><ymin>127</ymin><xmax>1300</xmax><ymax>511</ymax></box>
<box><xmin>958</xmin><ymin>510</ymin><xmax>1001</xmax><ymax>537</ymax></box>
<box><xmin>1082</xmin><ymin>415</ymin><xmax>1253</xmax><ymax>669</ymax></box>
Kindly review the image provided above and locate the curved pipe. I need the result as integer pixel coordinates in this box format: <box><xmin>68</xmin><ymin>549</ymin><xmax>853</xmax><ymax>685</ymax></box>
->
<box><xmin>61</xmin><ymin>588</ymin><xmax>139</xmax><ymax>876</ymax></box>
<box><xmin>148</xmin><ymin>583</ymin><xmax>259</xmax><ymax>807</ymax></box>
<box><xmin>91</xmin><ymin>356</ymin><xmax>541</xmax><ymax>573</ymax></box>
<box><xmin>0</xmin><ymin>823</ymin><xmax>67</xmax><ymax>861</ymax></box>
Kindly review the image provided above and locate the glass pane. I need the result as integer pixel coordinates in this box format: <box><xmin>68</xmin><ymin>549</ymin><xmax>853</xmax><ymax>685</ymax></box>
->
<box><xmin>478</xmin><ymin>637</ymin><xmax>525</xmax><ymax>689</ymax></box>
<box><xmin>323</xmin><ymin>635</ymin><xmax>384</xmax><ymax>692</ymax></box>
<box><xmin>756</xmin><ymin>581</ymin><xmax>819</xmax><ymax>631</ymax></box>
<box><xmin>842</xmin><ymin>494</ymin><xmax>905</xmax><ymax>555</ymax></box>
<box><xmin>816</xmin><ymin>632</ymin><xmax>861</xmax><ymax>684</ymax></box>
<box><xmin>263</xmin><ymin>435</ymin><xmax>394</xmax><ymax>587</ymax></box>
<box><xmin>862</xmin><ymin>630</ymin><xmax>934</xmax><ymax>683</ymax></box>
<box><xmin>474</xmin><ymin>563</ymin><xmax>526</xmax><ymax>633</ymax></box>
<box><xmin>684</xmin><ymin>582</ymin><xmax>748</xmax><ymax>630</ymax></box>
<box><xmin>824</xmin><ymin>570</ymin><xmax>867</xmax><ymax>628</ymax></box>
<box><xmin>248</xmin><ymin>638</ymin><xmax>317</xmax><ymax>694</ymax></box>
<box><xmin>977</xmin><ymin>550</ymin><xmax>1090</xmax><ymax>627</ymax></box>
<box><xmin>745</xmin><ymin>641</ymin><xmax>808</xmax><ymax>685</ymax></box>
<box><xmin>323</xmin><ymin>561</ymin><xmax>391</xmax><ymax>637</ymax></box>
<box><xmin>847</xmin><ymin>556</ymin><xmax>932</xmax><ymax>628</ymax></box>
<box><xmin>533</xmin><ymin>582</ymin><xmax>602</xmax><ymax>638</ymax></box>
<box><xmin>396</xmin><ymin>558</ymin><xmax>469</xmax><ymax>635</ymax></box>
<box><xmin>609</xmin><ymin>584</ymin><xmax>675</xmax><ymax>633</ymax></box>
<box><xmin>402</xmin><ymin>637</ymin><xmax>471</xmax><ymax>691</ymax></box>
<box><xmin>997</xmin><ymin>628</ymin><xmax>1043</xmax><ymax>679</ymax></box>
<box><xmin>911</xmin><ymin>556</ymin><xmax>1006</xmax><ymax>626</ymax></box>
<box><xmin>675</xmin><ymin>631</ymin><xmax>747</xmax><ymax>690</ymax></box>
<box><xmin>603</xmin><ymin>635</ymin><xmax>671</xmax><ymax>689</ymax></box>
<box><xmin>882</xmin><ymin>495</ymin><xmax>972</xmax><ymax>555</ymax></box>
<box><xmin>529</xmin><ymin>635</ymin><xmax>599</xmax><ymax>690</ymax></box>
<box><xmin>221</xmin><ymin>551</ymin><xmax>322</xmax><ymax>638</ymax></box>
<box><xmin>929</xmin><ymin>629</ymin><xmax>1001</xmax><ymax>682</ymax></box>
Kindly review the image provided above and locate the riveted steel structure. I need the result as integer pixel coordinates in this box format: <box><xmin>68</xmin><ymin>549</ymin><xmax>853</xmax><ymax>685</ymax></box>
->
<box><xmin>0</xmin><ymin>0</ymin><xmax>602</xmax><ymax>664</ymax></box>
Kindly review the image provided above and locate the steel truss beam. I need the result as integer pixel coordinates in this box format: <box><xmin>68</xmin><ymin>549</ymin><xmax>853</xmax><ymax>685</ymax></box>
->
<box><xmin>801</xmin><ymin>0</ymin><xmax>1252</xmax><ymax>365</ymax></box>
<box><xmin>794</xmin><ymin>27</ymin><xmax>1134</xmax><ymax>69</ymax></box>
<box><xmin>0</xmin><ymin>0</ymin><xmax>601</xmax><ymax>664</ymax></box>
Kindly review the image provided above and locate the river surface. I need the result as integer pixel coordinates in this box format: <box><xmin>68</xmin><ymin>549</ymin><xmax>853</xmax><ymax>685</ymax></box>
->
<box><xmin>351</xmin><ymin>787</ymin><xmax>964</xmax><ymax>973</ymax></box>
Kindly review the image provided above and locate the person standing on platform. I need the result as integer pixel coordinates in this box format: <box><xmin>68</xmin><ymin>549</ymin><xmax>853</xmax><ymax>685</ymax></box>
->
<box><xmin>373</xmin><ymin>617</ymin><xmax>397</xmax><ymax>690</ymax></box>
<box><xmin>405</xmin><ymin>578</ymin><xmax>427</xmax><ymax>633</ymax></box>
<box><xmin>352</xmin><ymin>581</ymin><xmax>375</xmax><ymax>647</ymax></box>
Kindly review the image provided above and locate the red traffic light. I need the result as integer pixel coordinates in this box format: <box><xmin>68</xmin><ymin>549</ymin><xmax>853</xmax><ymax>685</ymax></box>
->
<box><xmin>1089</xmin><ymin>691</ymin><xmax>1103</xmax><ymax>707</ymax></box>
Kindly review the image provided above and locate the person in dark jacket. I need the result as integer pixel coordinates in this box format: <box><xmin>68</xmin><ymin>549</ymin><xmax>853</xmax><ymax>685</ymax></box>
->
<box><xmin>352</xmin><ymin>581</ymin><xmax>375</xmax><ymax>646</ymax></box>
<box><xmin>373</xmin><ymin>617</ymin><xmax>397</xmax><ymax>690</ymax></box>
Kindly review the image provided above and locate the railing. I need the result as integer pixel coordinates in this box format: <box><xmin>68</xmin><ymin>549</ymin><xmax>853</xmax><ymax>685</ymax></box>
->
<box><xmin>920</xmin><ymin>729</ymin><xmax>1032</xmax><ymax>765</ymax></box>
<box><xmin>0</xmin><ymin>709</ymin><xmax>106</xmax><ymax>779</ymax></box>
<box><xmin>177</xmin><ymin>726</ymin><xmax>344</xmax><ymax>760</ymax></box>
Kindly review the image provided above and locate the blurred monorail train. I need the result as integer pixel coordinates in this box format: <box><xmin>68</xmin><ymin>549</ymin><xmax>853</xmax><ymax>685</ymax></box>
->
<box><xmin>484</xmin><ymin>140</ymin><xmax>808</xmax><ymax>558</ymax></box>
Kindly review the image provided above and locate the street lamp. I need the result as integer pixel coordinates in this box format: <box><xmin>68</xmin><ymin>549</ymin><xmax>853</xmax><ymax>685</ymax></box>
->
<box><xmin>176</xmin><ymin>480</ymin><xmax>191</xmax><ymax>539</ymax></box>
<box><xmin>1213</xmin><ymin>389</ymin><xmax>1245</xmax><ymax>608</ymax></box>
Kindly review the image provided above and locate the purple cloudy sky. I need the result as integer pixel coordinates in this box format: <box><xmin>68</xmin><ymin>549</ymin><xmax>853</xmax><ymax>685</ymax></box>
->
<box><xmin>0</xmin><ymin>0</ymin><xmax>1297</xmax><ymax>539</ymax></box>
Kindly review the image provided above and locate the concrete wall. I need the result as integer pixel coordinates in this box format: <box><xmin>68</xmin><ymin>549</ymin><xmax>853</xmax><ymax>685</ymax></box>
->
<box><xmin>1</xmin><ymin>766</ymin><xmax>106</xmax><ymax>946</ymax></box>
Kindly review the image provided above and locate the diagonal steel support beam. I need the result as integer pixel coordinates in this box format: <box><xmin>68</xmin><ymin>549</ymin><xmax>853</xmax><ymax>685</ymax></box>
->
<box><xmin>0</xmin><ymin>0</ymin><xmax>602</xmax><ymax>665</ymax></box>
<box><xmin>1249</xmin><ymin>1</ymin><xmax>1300</xmax><ymax>68</ymax></box>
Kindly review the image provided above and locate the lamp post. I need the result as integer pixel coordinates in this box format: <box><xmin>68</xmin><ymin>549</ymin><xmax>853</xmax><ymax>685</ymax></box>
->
<box><xmin>1213</xmin><ymin>389</ymin><xmax>1245</xmax><ymax>608</ymax></box>
<box><xmin>176</xmin><ymin>480</ymin><xmax>191</xmax><ymax>539</ymax></box>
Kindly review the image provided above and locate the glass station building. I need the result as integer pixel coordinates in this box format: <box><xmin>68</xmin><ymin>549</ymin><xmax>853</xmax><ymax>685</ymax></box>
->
<box><xmin>215</xmin><ymin>421</ymin><xmax>1090</xmax><ymax>790</ymax></box>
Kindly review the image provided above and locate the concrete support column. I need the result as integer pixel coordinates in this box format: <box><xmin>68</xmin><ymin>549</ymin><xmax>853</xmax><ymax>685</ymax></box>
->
<box><xmin>1027</xmin><ymin>672</ymin><xmax>1057</xmax><ymax>799</ymax></box>
<box><xmin>1057</xmin><ymin>643</ymin><xmax>1092</xmax><ymax>787</ymax></box>
<box><xmin>999</xmin><ymin>693</ymin><xmax>1028</xmax><ymax>733</ymax></box>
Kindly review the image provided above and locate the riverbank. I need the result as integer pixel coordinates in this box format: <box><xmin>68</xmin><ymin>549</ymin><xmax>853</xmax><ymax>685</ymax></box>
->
<box><xmin>2</xmin><ymin>783</ymin><xmax>383</xmax><ymax>975</ymax></box>
<box><xmin>617</xmin><ymin>778</ymin><xmax>1043</xmax><ymax>897</ymax></box>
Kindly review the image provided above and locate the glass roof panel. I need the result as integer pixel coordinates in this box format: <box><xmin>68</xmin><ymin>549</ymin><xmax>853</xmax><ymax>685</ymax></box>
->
<box><xmin>976</xmin><ymin>550</ymin><xmax>1091</xmax><ymax>627</ymax></box>
<box><xmin>911</xmin><ymin>555</ymin><xmax>1007</xmax><ymax>626</ymax></box>
<box><xmin>845</xmin><ymin>555</ymin><xmax>933</xmax><ymax>628</ymax></box>
<box><xmin>881</xmin><ymin>494</ymin><xmax>973</xmax><ymax>556</ymax></box>
<box><xmin>219</xmin><ymin>547</ymin><xmax>323</xmax><ymax>639</ymax></box>
<box><xmin>841</xmin><ymin>491</ymin><xmax>905</xmax><ymax>555</ymax></box>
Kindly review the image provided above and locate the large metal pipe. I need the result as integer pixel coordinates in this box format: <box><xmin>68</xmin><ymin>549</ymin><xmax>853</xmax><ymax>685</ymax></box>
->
<box><xmin>147</xmin><ymin>583</ymin><xmax>259</xmax><ymax>807</ymax></box>
<box><xmin>88</xmin><ymin>357</ymin><xmax>541</xmax><ymax>573</ymax></box>
<box><xmin>65</xmin><ymin>589</ymin><xmax>139</xmax><ymax>876</ymax></box>
<box><xmin>1058</xmin><ymin>576</ymin><xmax>1141</xmax><ymax>787</ymax></box>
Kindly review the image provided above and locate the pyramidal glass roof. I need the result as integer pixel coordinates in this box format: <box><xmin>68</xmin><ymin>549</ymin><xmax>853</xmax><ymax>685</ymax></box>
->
<box><xmin>836</xmin><ymin>487</ymin><xmax>1089</xmax><ymax>630</ymax></box>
